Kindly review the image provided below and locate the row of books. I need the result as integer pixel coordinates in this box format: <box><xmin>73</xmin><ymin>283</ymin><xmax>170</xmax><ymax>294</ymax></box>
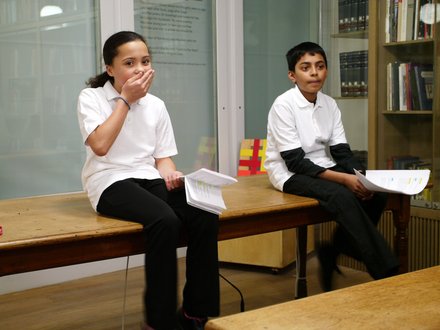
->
<box><xmin>338</xmin><ymin>0</ymin><xmax>369</xmax><ymax>33</ymax></box>
<box><xmin>385</xmin><ymin>0</ymin><xmax>435</xmax><ymax>42</ymax></box>
<box><xmin>339</xmin><ymin>50</ymin><xmax>368</xmax><ymax>97</ymax></box>
<box><xmin>386</xmin><ymin>155</ymin><xmax>426</xmax><ymax>169</ymax></box>
<box><xmin>386</xmin><ymin>62</ymin><xmax>433</xmax><ymax>111</ymax></box>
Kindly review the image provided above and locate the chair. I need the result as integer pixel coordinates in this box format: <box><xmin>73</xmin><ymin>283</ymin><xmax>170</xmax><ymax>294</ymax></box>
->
<box><xmin>237</xmin><ymin>138</ymin><xmax>267</xmax><ymax>176</ymax></box>
<box><xmin>219</xmin><ymin>138</ymin><xmax>315</xmax><ymax>272</ymax></box>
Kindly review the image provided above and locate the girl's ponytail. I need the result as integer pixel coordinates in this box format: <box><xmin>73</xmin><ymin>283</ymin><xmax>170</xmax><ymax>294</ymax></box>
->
<box><xmin>86</xmin><ymin>71</ymin><xmax>113</xmax><ymax>88</ymax></box>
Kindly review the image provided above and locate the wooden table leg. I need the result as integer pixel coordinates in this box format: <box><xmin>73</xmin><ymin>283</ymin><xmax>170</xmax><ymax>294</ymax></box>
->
<box><xmin>390</xmin><ymin>194</ymin><xmax>411</xmax><ymax>274</ymax></box>
<box><xmin>295</xmin><ymin>225</ymin><xmax>308</xmax><ymax>299</ymax></box>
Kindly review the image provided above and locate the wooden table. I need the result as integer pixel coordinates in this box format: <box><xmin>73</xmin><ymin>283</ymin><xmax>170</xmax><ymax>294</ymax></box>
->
<box><xmin>205</xmin><ymin>265</ymin><xmax>440</xmax><ymax>330</ymax></box>
<box><xmin>0</xmin><ymin>175</ymin><xmax>410</xmax><ymax>298</ymax></box>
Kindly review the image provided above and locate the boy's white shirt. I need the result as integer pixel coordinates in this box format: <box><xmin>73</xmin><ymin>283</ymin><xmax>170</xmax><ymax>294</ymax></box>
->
<box><xmin>265</xmin><ymin>86</ymin><xmax>347</xmax><ymax>191</ymax></box>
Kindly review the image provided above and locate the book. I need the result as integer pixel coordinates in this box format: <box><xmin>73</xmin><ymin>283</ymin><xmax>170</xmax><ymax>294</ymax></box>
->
<box><xmin>347</xmin><ymin>51</ymin><xmax>355</xmax><ymax>96</ymax></box>
<box><xmin>405</xmin><ymin>0</ymin><xmax>416</xmax><ymax>41</ymax></box>
<box><xmin>390</xmin><ymin>61</ymin><xmax>400</xmax><ymax>110</ymax></box>
<box><xmin>413</xmin><ymin>64</ymin><xmax>433</xmax><ymax>110</ymax></box>
<box><xmin>358</xmin><ymin>0</ymin><xmax>368</xmax><ymax>31</ymax></box>
<box><xmin>338</xmin><ymin>0</ymin><xmax>347</xmax><ymax>32</ymax></box>
<box><xmin>398</xmin><ymin>62</ymin><xmax>408</xmax><ymax>110</ymax></box>
<box><xmin>184</xmin><ymin>168</ymin><xmax>237</xmax><ymax>215</ymax></box>
<box><xmin>391</xmin><ymin>0</ymin><xmax>399</xmax><ymax>41</ymax></box>
<box><xmin>349</xmin><ymin>0</ymin><xmax>359</xmax><ymax>32</ymax></box>
<box><xmin>409</xmin><ymin>63</ymin><xmax>421</xmax><ymax>109</ymax></box>
<box><xmin>352</xmin><ymin>50</ymin><xmax>362</xmax><ymax>96</ymax></box>
<box><xmin>339</xmin><ymin>52</ymin><xmax>349</xmax><ymax>96</ymax></box>
<box><xmin>354</xmin><ymin>169</ymin><xmax>430</xmax><ymax>195</ymax></box>
<box><xmin>385</xmin><ymin>0</ymin><xmax>394</xmax><ymax>42</ymax></box>
<box><xmin>413</xmin><ymin>0</ymin><xmax>420</xmax><ymax>39</ymax></box>
<box><xmin>360</xmin><ymin>50</ymin><xmax>368</xmax><ymax>96</ymax></box>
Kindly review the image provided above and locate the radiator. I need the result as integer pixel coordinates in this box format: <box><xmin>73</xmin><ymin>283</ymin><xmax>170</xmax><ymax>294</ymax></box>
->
<box><xmin>319</xmin><ymin>209</ymin><xmax>440</xmax><ymax>272</ymax></box>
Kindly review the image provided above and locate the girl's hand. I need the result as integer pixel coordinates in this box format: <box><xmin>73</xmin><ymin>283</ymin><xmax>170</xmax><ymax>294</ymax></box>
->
<box><xmin>163</xmin><ymin>170</ymin><xmax>184</xmax><ymax>191</ymax></box>
<box><xmin>121</xmin><ymin>69</ymin><xmax>155</xmax><ymax>104</ymax></box>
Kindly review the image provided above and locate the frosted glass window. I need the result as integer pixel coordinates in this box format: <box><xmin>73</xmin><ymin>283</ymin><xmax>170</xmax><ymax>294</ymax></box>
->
<box><xmin>133</xmin><ymin>0</ymin><xmax>217</xmax><ymax>173</ymax></box>
<box><xmin>0</xmin><ymin>0</ymin><xmax>98</xmax><ymax>199</ymax></box>
<box><xmin>243</xmin><ymin>0</ymin><xmax>319</xmax><ymax>138</ymax></box>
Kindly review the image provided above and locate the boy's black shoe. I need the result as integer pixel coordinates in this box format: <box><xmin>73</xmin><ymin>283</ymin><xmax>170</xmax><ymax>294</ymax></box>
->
<box><xmin>176</xmin><ymin>308</ymin><xmax>207</xmax><ymax>330</ymax></box>
<box><xmin>316</xmin><ymin>243</ymin><xmax>341</xmax><ymax>292</ymax></box>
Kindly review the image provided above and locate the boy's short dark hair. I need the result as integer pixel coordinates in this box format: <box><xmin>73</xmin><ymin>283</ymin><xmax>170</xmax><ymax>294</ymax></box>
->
<box><xmin>286</xmin><ymin>42</ymin><xmax>327</xmax><ymax>71</ymax></box>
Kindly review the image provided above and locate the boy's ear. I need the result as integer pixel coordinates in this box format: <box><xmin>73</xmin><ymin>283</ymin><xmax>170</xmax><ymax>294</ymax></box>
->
<box><xmin>288</xmin><ymin>71</ymin><xmax>296</xmax><ymax>83</ymax></box>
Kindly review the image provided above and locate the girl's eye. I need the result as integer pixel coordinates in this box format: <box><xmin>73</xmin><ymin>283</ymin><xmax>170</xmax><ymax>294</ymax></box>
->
<box><xmin>142</xmin><ymin>59</ymin><xmax>150</xmax><ymax>65</ymax></box>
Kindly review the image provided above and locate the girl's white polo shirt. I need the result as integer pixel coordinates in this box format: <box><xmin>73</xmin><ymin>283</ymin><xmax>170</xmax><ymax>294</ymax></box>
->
<box><xmin>265</xmin><ymin>86</ymin><xmax>347</xmax><ymax>191</ymax></box>
<box><xmin>77</xmin><ymin>81</ymin><xmax>177</xmax><ymax>211</ymax></box>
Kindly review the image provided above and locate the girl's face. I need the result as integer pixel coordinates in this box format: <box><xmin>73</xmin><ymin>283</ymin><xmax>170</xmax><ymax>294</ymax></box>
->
<box><xmin>106</xmin><ymin>40</ymin><xmax>152</xmax><ymax>93</ymax></box>
<box><xmin>288</xmin><ymin>52</ymin><xmax>327</xmax><ymax>103</ymax></box>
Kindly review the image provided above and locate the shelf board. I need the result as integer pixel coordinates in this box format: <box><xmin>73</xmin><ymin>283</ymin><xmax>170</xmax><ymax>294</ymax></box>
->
<box><xmin>331</xmin><ymin>30</ymin><xmax>368</xmax><ymax>39</ymax></box>
<box><xmin>381</xmin><ymin>110</ymin><xmax>433</xmax><ymax>115</ymax></box>
<box><xmin>383</xmin><ymin>39</ymin><xmax>434</xmax><ymax>47</ymax></box>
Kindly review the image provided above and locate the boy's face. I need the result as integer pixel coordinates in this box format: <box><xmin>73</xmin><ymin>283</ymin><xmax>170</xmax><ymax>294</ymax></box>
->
<box><xmin>288</xmin><ymin>52</ymin><xmax>327</xmax><ymax>102</ymax></box>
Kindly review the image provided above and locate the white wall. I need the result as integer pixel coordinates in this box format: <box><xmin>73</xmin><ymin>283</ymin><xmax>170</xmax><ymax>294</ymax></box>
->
<box><xmin>0</xmin><ymin>249</ymin><xmax>187</xmax><ymax>294</ymax></box>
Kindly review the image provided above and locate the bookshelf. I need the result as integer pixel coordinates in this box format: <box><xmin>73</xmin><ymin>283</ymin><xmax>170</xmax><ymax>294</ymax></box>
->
<box><xmin>370</xmin><ymin>0</ymin><xmax>440</xmax><ymax>209</ymax></box>
<box><xmin>321</xmin><ymin>0</ymin><xmax>370</xmax><ymax>157</ymax></box>
<box><xmin>321</xmin><ymin>1</ymin><xmax>440</xmax><ymax>273</ymax></box>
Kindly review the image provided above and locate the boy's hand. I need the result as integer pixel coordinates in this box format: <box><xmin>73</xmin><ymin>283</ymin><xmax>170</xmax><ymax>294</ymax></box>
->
<box><xmin>345</xmin><ymin>175</ymin><xmax>374</xmax><ymax>200</ymax></box>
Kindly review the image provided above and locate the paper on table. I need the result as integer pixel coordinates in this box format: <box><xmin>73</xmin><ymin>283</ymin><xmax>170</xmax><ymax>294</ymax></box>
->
<box><xmin>184</xmin><ymin>168</ymin><xmax>237</xmax><ymax>215</ymax></box>
<box><xmin>354</xmin><ymin>169</ymin><xmax>430</xmax><ymax>195</ymax></box>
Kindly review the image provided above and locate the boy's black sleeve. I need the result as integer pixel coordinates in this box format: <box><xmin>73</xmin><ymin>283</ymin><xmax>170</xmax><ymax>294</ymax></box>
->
<box><xmin>329</xmin><ymin>143</ymin><xmax>365</xmax><ymax>174</ymax></box>
<box><xmin>280</xmin><ymin>147</ymin><xmax>326</xmax><ymax>177</ymax></box>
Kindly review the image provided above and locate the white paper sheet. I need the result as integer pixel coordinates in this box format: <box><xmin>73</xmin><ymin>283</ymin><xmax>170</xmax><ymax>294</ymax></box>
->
<box><xmin>354</xmin><ymin>169</ymin><xmax>431</xmax><ymax>195</ymax></box>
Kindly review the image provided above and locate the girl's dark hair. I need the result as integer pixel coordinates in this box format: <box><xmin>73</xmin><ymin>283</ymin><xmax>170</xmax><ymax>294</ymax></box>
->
<box><xmin>285</xmin><ymin>42</ymin><xmax>327</xmax><ymax>71</ymax></box>
<box><xmin>86</xmin><ymin>31</ymin><xmax>149</xmax><ymax>88</ymax></box>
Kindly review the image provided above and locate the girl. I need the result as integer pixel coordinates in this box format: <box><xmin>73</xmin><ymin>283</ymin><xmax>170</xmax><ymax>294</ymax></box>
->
<box><xmin>77</xmin><ymin>31</ymin><xmax>219</xmax><ymax>330</ymax></box>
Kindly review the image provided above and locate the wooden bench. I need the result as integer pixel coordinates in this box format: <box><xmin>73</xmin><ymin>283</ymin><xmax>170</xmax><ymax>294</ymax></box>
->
<box><xmin>205</xmin><ymin>265</ymin><xmax>440</xmax><ymax>329</ymax></box>
<box><xmin>0</xmin><ymin>174</ymin><xmax>411</xmax><ymax>298</ymax></box>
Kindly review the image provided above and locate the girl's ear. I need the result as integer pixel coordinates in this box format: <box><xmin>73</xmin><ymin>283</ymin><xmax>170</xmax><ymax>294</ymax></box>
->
<box><xmin>288</xmin><ymin>71</ymin><xmax>296</xmax><ymax>84</ymax></box>
<box><xmin>106</xmin><ymin>65</ymin><xmax>114</xmax><ymax>77</ymax></box>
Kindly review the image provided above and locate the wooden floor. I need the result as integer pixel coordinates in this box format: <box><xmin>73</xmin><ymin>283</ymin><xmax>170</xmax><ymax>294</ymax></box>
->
<box><xmin>0</xmin><ymin>254</ymin><xmax>371</xmax><ymax>330</ymax></box>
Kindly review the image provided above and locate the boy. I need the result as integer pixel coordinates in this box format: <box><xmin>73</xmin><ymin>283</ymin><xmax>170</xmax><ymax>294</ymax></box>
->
<box><xmin>265</xmin><ymin>42</ymin><xmax>399</xmax><ymax>291</ymax></box>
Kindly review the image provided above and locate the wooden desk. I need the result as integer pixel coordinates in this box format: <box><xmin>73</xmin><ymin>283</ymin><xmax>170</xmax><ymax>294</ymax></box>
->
<box><xmin>0</xmin><ymin>175</ymin><xmax>410</xmax><ymax>298</ymax></box>
<box><xmin>206</xmin><ymin>265</ymin><xmax>440</xmax><ymax>330</ymax></box>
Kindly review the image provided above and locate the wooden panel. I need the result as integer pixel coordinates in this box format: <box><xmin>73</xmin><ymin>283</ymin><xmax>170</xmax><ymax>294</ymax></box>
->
<box><xmin>219</xmin><ymin>228</ymin><xmax>315</xmax><ymax>269</ymax></box>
